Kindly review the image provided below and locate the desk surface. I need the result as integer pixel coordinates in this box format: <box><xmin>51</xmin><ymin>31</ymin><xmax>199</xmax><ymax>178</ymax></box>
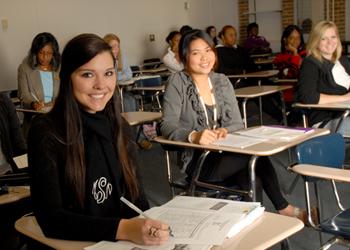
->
<box><xmin>227</xmin><ymin>69</ymin><xmax>279</xmax><ymax>79</ymax></box>
<box><xmin>0</xmin><ymin>186</ymin><xmax>30</xmax><ymax>205</ymax></box>
<box><xmin>293</xmin><ymin>102</ymin><xmax>350</xmax><ymax>111</ymax></box>
<box><xmin>132</xmin><ymin>85</ymin><xmax>165</xmax><ymax>92</ymax></box>
<box><xmin>154</xmin><ymin>127</ymin><xmax>329</xmax><ymax>156</ymax></box>
<box><xmin>16</xmin><ymin>106</ymin><xmax>51</xmax><ymax>114</ymax></box>
<box><xmin>15</xmin><ymin>213</ymin><xmax>303</xmax><ymax>250</ymax></box>
<box><xmin>235</xmin><ymin>85</ymin><xmax>292</xmax><ymax>98</ymax></box>
<box><xmin>121</xmin><ymin>111</ymin><xmax>162</xmax><ymax>126</ymax></box>
<box><xmin>254</xmin><ymin>58</ymin><xmax>274</xmax><ymax>65</ymax></box>
<box><xmin>292</xmin><ymin>164</ymin><xmax>350</xmax><ymax>182</ymax></box>
<box><xmin>118</xmin><ymin>75</ymin><xmax>162</xmax><ymax>86</ymax></box>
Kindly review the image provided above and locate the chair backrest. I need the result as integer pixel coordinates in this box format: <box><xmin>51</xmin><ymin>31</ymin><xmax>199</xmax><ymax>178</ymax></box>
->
<box><xmin>296</xmin><ymin>133</ymin><xmax>345</xmax><ymax>169</ymax></box>
<box><xmin>135</xmin><ymin>76</ymin><xmax>162</xmax><ymax>87</ymax></box>
<box><xmin>130</xmin><ymin>65</ymin><xmax>141</xmax><ymax>77</ymax></box>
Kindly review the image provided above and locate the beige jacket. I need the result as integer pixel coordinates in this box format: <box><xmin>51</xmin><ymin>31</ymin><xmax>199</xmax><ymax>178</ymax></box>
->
<box><xmin>17</xmin><ymin>58</ymin><xmax>60</xmax><ymax>108</ymax></box>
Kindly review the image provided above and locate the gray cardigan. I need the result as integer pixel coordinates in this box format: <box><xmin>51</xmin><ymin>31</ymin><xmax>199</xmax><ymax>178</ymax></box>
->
<box><xmin>18</xmin><ymin>58</ymin><xmax>60</xmax><ymax>108</ymax></box>
<box><xmin>160</xmin><ymin>71</ymin><xmax>243</xmax><ymax>171</ymax></box>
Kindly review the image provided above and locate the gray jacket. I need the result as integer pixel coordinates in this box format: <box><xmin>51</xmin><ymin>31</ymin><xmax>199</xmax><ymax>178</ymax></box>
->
<box><xmin>160</xmin><ymin>71</ymin><xmax>243</xmax><ymax>171</ymax></box>
<box><xmin>18</xmin><ymin>58</ymin><xmax>60</xmax><ymax>108</ymax></box>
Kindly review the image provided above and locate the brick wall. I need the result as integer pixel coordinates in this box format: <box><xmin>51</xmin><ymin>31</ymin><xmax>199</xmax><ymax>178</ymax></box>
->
<box><xmin>282</xmin><ymin>0</ymin><xmax>294</xmax><ymax>28</ymax></box>
<box><xmin>238</xmin><ymin>0</ymin><xmax>249</xmax><ymax>45</ymax></box>
<box><xmin>238</xmin><ymin>0</ymin><xmax>294</xmax><ymax>45</ymax></box>
<box><xmin>325</xmin><ymin>0</ymin><xmax>345</xmax><ymax>40</ymax></box>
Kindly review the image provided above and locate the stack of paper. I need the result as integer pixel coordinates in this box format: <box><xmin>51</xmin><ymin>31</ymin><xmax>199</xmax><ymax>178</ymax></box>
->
<box><xmin>236</xmin><ymin>126</ymin><xmax>314</xmax><ymax>141</ymax></box>
<box><xmin>85</xmin><ymin>196</ymin><xmax>264</xmax><ymax>250</ymax></box>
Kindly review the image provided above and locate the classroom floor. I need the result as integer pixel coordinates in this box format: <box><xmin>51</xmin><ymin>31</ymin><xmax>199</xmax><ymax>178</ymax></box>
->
<box><xmin>138</xmin><ymin>101</ymin><xmax>350</xmax><ymax>250</ymax></box>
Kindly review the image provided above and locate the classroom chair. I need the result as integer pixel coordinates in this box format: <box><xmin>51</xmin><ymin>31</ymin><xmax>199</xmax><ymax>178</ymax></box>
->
<box><xmin>132</xmin><ymin>76</ymin><xmax>164</xmax><ymax>111</ymax></box>
<box><xmin>142</xmin><ymin>58</ymin><xmax>162</xmax><ymax>69</ymax></box>
<box><xmin>292</xmin><ymin>133</ymin><xmax>350</xmax><ymax>249</ymax></box>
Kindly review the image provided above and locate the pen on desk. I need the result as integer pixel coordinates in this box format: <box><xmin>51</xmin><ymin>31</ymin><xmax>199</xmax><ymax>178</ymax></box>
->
<box><xmin>120</xmin><ymin>196</ymin><xmax>174</xmax><ymax>237</ymax></box>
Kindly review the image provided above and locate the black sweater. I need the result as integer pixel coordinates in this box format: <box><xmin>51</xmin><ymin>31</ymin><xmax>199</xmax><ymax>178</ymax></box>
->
<box><xmin>216</xmin><ymin>45</ymin><xmax>257</xmax><ymax>75</ymax></box>
<box><xmin>0</xmin><ymin>93</ymin><xmax>26</xmax><ymax>171</ymax></box>
<box><xmin>296</xmin><ymin>55</ymin><xmax>350</xmax><ymax>126</ymax></box>
<box><xmin>28</xmin><ymin>111</ymin><xmax>148</xmax><ymax>241</ymax></box>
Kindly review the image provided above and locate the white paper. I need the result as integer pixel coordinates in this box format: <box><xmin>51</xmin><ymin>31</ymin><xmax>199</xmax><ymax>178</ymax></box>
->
<box><xmin>13</xmin><ymin>154</ymin><xmax>28</xmax><ymax>169</ymax></box>
<box><xmin>85</xmin><ymin>197</ymin><xmax>264</xmax><ymax>250</ymax></box>
<box><xmin>236</xmin><ymin>126</ymin><xmax>312</xmax><ymax>141</ymax></box>
<box><xmin>212</xmin><ymin>134</ymin><xmax>267</xmax><ymax>148</ymax></box>
<box><xmin>85</xmin><ymin>241</ymin><xmax>211</xmax><ymax>250</ymax></box>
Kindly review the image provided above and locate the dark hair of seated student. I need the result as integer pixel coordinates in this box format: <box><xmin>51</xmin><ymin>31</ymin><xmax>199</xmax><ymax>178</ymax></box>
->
<box><xmin>28</xmin><ymin>33</ymin><xmax>170</xmax><ymax>244</ymax></box>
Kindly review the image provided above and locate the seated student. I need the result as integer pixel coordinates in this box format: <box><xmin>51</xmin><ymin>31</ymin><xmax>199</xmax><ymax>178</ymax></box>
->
<box><xmin>162</xmin><ymin>31</ymin><xmax>184</xmax><ymax>73</ymax></box>
<box><xmin>216</xmin><ymin>25</ymin><xmax>256</xmax><ymax>77</ymax></box>
<box><xmin>274</xmin><ymin>25</ymin><xmax>306</xmax><ymax>125</ymax></box>
<box><xmin>18</xmin><ymin>32</ymin><xmax>60</xmax><ymax>110</ymax></box>
<box><xmin>180</xmin><ymin>25</ymin><xmax>193</xmax><ymax>36</ymax></box>
<box><xmin>217</xmin><ymin>25</ymin><xmax>283</xmax><ymax>122</ymax></box>
<box><xmin>160</xmin><ymin>29</ymin><xmax>311</xmax><ymax>223</ymax></box>
<box><xmin>206</xmin><ymin>26</ymin><xmax>219</xmax><ymax>45</ymax></box>
<box><xmin>244</xmin><ymin>22</ymin><xmax>272</xmax><ymax>55</ymax></box>
<box><xmin>28</xmin><ymin>34</ymin><xmax>170</xmax><ymax>244</ymax></box>
<box><xmin>297</xmin><ymin>21</ymin><xmax>350</xmax><ymax>135</ymax></box>
<box><xmin>103</xmin><ymin>34</ymin><xmax>136</xmax><ymax>111</ymax></box>
<box><xmin>0</xmin><ymin>93</ymin><xmax>26</xmax><ymax>174</ymax></box>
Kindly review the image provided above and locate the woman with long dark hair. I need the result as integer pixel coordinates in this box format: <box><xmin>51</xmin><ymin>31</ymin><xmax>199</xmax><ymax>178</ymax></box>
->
<box><xmin>28</xmin><ymin>34</ymin><xmax>169</xmax><ymax>244</ymax></box>
<box><xmin>161</xmin><ymin>29</ymin><xmax>312</xmax><ymax>223</ymax></box>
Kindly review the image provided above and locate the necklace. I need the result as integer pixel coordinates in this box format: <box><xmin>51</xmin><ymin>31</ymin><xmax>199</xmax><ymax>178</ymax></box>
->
<box><xmin>194</xmin><ymin>78</ymin><xmax>218</xmax><ymax>129</ymax></box>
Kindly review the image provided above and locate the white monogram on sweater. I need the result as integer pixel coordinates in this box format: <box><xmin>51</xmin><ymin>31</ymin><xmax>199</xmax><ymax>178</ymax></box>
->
<box><xmin>92</xmin><ymin>177</ymin><xmax>113</xmax><ymax>204</ymax></box>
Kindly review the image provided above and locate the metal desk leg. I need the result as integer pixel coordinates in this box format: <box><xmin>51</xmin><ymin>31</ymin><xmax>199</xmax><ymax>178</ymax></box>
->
<box><xmin>258</xmin><ymin>80</ymin><xmax>263</xmax><ymax>126</ymax></box>
<box><xmin>119</xmin><ymin>86</ymin><xmax>125</xmax><ymax>113</ymax></box>
<box><xmin>279</xmin><ymin>92</ymin><xmax>288</xmax><ymax>126</ymax></box>
<box><xmin>189</xmin><ymin>150</ymin><xmax>211</xmax><ymax>196</ymax></box>
<box><xmin>335</xmin><ymin>110</ymin><xmax>350</xmax><ymax>133</ymax></box>
<box><xmin>248</xmin><ymin>155</ymin><xmax>258</xmax><ymax>201</ymax></box>
<box><xmin>242</xmin><ymin>99</ymin><xmax>248</xmax><ymax>129</ymax></box>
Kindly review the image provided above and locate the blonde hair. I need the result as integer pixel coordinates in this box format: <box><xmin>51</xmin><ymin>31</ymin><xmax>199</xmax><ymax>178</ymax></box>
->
<box><xmin>306</xmin><ymin>20</ymin><xmax>342</xmax><ymax>63</ymax></box>
<box><xmin>103</xmin><ymin>33</ymin><xmax>123</xmax><ymax>71</ymax></box>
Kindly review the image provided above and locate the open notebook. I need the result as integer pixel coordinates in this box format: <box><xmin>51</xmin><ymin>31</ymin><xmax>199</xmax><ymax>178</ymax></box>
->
<box><xmin>85</xmin><ymin>196</ymin><xmax>264</xmax><ymax>250</ymax></box>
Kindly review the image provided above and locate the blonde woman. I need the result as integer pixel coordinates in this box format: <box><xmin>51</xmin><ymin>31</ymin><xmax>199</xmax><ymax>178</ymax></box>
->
<box><xmin>297</xmin><ymin>21</ymin><xmax>350</xmax><ymax>135</ymax></box>
<box><xmin>103</xmin><ymin>34</ymin><xmax>132</xmax><ymax>81</ymax></box>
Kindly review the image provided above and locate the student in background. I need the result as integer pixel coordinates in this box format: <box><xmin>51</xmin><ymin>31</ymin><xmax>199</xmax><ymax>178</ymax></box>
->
<box><xmin>28</xmin><ymin>33</ymin><xmax>170</xmax><ymax>244</ymax></box>
<box><xmin>217</xmin><ymin>25</ymin><xmax>282</xmax><ymax>122</ymax></box>
<box><xmin>180</xmin><ymin>25</ymin><xmax>193</xmax><ymax>35</ymax></box>
<box><xmin>103</xmin><ymin>33</ymin><xmax>136</xmax><ymax>112</ymax></box>
<box><xmin>18</xmin><ymin>32</ymin><xmax>60</xmax><ymax>111</ymax></box>
<box><xmin>103</xmin><ymin>33</ymin><xmax>132</xmax><ymax>81</ymax></box>
<box><xmin>297</xmin><ymin>21</ymin><xmax>350</xmax><ymax>135</ymax></box>
<box><xmin>161</xmin><ymin>29</ymin><xmax>312</xmax><ymax>223</ymax></box>
<box><xmin>216</xmin><ymin>25</ymin><xmax>256</xmax><ymax>77</ymax></box>
<box><xmin>0</xmin><ymin>93</ymin><xmax>26</xmax><ymax>174</ymax></box>
<box><xmin>206</xmin><ymin>25</ymin><xmax>218</xmax><ymax>45</ymax></box>
<box><xmin>274</xmin><ymin>25</ymin><xmax>306</xmax><ymax>101</ymax></box>
<box><xmin>244</xmin><ymin>22</ymin><xmax>272</xmax><ymax>55</ymax></box>
<box><xmin>162</xmin><ymin>31</ymin><xmax>184</xmax><ymax>73</ymax></box>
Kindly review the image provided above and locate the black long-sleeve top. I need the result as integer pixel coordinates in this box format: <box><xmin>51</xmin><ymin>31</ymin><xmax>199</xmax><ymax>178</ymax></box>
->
<box><xmin>296</xmin><ymin>55</ymin><xmax>350</xmax><ymax>126</ymax></box>
<box><xmin>0</xmin><ymin>93</ymin><xmax>26</xmax><ymax>172</ymax></box>
<box><xmin>216</xmin><ymin>45</ymin><xmax>257</xmax><ymax>75</ymax></box>
<box><xmin>28</xmin><ymin>110</ymin><xmax>148</xmax><ymax>241</ymax></box>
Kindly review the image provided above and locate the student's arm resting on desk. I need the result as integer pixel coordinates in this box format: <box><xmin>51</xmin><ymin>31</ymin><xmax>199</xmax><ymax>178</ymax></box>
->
<box><xmin>297</xmin><ymin>57</ymin><xmax>350</xmax><ymax>104</ymax></box>
<box><xmin>28</xmin><ymin>116</ymin><xmax>159</xmax><ymax>243</ymax></box>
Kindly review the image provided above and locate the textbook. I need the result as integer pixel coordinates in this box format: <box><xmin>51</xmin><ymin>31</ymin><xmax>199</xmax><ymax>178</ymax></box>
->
<box><xmin>235</xmin><ymin>125</ymin><xmax>314</xmax><ymax>141</ymax></box>
<box><xmin>85</xmin><ymin>196</ymin><xmax>264</xmax><ymax>250</ymax></box>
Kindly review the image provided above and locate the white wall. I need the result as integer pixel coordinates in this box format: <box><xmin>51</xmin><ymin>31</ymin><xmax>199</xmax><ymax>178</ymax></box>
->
<box><xmin>0</xmin><ymin>0</ymin><xmax>238</xmax><ymax>91</ymax></box>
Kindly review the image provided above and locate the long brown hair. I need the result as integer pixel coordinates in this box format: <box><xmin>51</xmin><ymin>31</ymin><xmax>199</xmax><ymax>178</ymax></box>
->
<box><xmin>51</xmin><ymin>33</ymin><xmax>139</xmax><ymax>208</ymax></box>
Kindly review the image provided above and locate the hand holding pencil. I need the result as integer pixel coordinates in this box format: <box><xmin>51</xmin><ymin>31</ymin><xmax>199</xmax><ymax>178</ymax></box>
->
<box><xmin>117</xmin><ymin>196</ymin><xmax>171</xmax><ymax>245</ymax></box>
